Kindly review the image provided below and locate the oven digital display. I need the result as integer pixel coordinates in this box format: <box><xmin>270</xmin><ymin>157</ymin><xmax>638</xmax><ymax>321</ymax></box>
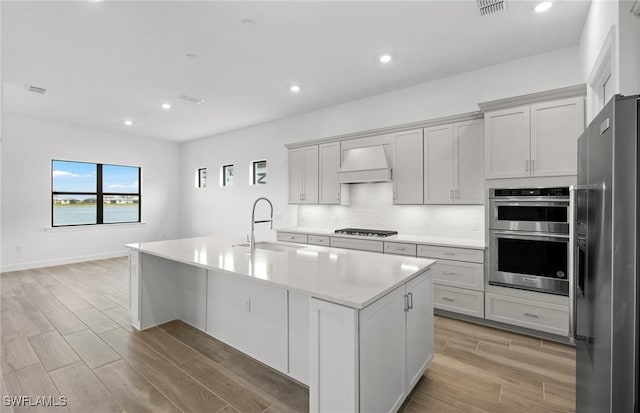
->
<box><xmin>497</xmin><ymin>206</ymin><xmax>568</xmax><ymax>222</ymax></box>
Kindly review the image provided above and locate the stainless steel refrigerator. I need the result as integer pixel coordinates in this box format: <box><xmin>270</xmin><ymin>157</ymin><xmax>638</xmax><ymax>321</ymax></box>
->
<box><xmin>571</xmin><ymin>94</ymin><xmax>639</xmax><ymax>413</ymax></box>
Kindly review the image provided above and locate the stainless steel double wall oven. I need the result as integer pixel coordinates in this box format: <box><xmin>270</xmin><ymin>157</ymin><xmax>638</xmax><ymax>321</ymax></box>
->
<box><xmin>489</xmin><ymin>187</ymin><xmax>571</xmax><ymax>296</ymax></box>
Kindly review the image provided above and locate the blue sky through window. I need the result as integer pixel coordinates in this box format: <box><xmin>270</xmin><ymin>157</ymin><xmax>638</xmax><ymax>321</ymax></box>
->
<box><xmin>52</xmin><ymin>160</ymin><xmax>96</xmax><ymax>192</ymax></box>
<box><xmin>103</xmin><ymin>164</ymin><xmax>139</xmax><ymax>193</ymax></box>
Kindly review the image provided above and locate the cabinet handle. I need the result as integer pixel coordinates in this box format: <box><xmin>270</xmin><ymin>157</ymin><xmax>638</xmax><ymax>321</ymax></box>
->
<box><xmin>443</xmin><ymin>252</ymin><xmax>456</xmax><ymax>256</ymax></box>
<box><xmin>443</xmin><ymin>271</ymin><xmax>455</xmax><ymax>275</ymax></box>
<box><xmin>393</xmin><ymin>191</ymin><xmax>397</xmax><ymax>200</ymax></box>
<box><xmin>408</xmin><ymin>292</ymin><xmax>413</xmax><ymax>310</ymax></box>
<box><xmin>303</xmin><ymin>193</ymin><xmax>306</xmax><ymax>201</ymax></box>
<box><xmin>525</xmin><ymin>160</ymin><xmax>530</xmax><ymax>172</ymax></box>
<box><xmin>450</xmin><ymin>190</ymin><xmax>454</xmax><ymax>200</ymax></box>
<box><xmin>455</xmin><ymin>189</ymin><xmax>459</xmax><ymax>199</ymax></box>
<box><xmin>524</xmin><ymin>312</ymin><xmax>539</xmax><ymax>318</ymax></box>
<box><xmin>299</xmin><ymin>194</ymin><xmax>302</xmax><ymax>200</ymax></box>
<box><xmin>442</xmin><ymin>297</ymin><xmax>455</xmax><ymax>302</ymax></box>
<box><xmin>404</xmin><ymin>294</ymin><xmax>409</xmax><ymax>312</ymax></box>
<box><xmin>337</xmin><ymin>192</ymin><xmax>340</xmax><ymax>202</ymax></box>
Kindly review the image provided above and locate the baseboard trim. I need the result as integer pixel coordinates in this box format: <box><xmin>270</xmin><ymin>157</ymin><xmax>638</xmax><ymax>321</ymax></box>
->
<box><xmin>1</xmin><ymin>250</ymin><xmax>128</xmax><ymax>273</ymax></box>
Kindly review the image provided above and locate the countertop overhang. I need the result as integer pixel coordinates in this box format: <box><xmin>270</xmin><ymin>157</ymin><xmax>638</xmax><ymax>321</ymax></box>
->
<box><xmin>126</xmin><ymin>235</ymin><xmax>435</xmax><ymax>309</ymax></box>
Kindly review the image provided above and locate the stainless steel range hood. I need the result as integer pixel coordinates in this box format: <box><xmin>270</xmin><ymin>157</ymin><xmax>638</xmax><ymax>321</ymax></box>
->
<box><xmin>337</xmin><ymin>145</ymin><xmax>392</xmax><ymax>183</ymax></box>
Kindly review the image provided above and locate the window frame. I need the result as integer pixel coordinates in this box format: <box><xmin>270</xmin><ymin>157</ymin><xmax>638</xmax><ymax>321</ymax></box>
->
<box><xmin>252</xmin><ymin>160</ymin><xmax>267</xmax><ymax>185</ymax></box>
<box><xmin>222</xmin><ymin>164</ymin><xmax>234</xmax><ymax>187</ymax></box>
<box><xmin>51</xmin><ymin>160</ymin><xmax>141</xmax><ymax>227</ymax></box>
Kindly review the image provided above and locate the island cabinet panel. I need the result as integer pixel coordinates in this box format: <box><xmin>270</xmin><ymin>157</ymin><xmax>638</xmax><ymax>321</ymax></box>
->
<box><xmin>359</xmin><ymin>271</ymin><xmax>433</xmax><ymax>413</ymax></box>
<box><xmin>288</xmin><ymin>291</ymin><xmax>310</xmax><ymax>385</ymax></box>
<box><xmin>138</xmin><ymin>254</ymin><xmax>179</xmax><ymax>330</ymax></box>
<box><xmin>177</xmin><ymin>265</ymin><xmax>207</xmax><ymax>331</ymax></box>
<box><xmin>129</xmin><ymin>251</ymin><xmax>140</xmax><ymax>329</ymax></box>
<box><xmin>206</xmin><ymin>270</ymin><xmax>288</xmax><ymax>374</ymax></box>
<box><xmin>405</xmin><ymin>273</ymin><xmax>434</xmax><ymax>390</ymax></box>
<box><xmin>309</xmin><ymin>298</ymin><xmax>359</xmax><ymax>413</ymax></box>
<box><xmin>359</xmin><ymin>286</ymin><xmax>407</xmax><ymax>413</ymax></box>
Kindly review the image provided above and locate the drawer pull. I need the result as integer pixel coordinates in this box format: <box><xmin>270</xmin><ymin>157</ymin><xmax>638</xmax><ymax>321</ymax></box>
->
<box><xmin>442</xmin><ymin>297</ymin><xmax>455</xmax><ymax>302</ymax></box>
<box><xmin>443</xmin><ymin>252</ymin><xmax>456</xmax><ymax>256</ymax></box>
<box><xmin>524</xmin><ymin>312</ymin><xmax>539</xmax><ymax>318</ymax></box>
<box><xmin>443</xmin><ymin>271</ymin><xmax>456</xmax><ymax>275</ymax></box>
<box><xmin>395</xmin><ymin>247</ymin><xmax>406</xmax><ymax>251</ymax></box>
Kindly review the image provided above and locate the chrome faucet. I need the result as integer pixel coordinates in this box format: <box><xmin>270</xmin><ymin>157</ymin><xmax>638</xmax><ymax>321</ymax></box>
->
<box><xmin>250</xmin><ymin>197</ymin><xmax>274</xmax><ymax>253</ymax></box>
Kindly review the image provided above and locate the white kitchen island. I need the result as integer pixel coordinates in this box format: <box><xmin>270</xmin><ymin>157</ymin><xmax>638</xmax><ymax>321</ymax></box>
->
<box><xmin>126</xmin><ymin>235</ymin><xmax>435</xmax><ymax>413</ymax></box>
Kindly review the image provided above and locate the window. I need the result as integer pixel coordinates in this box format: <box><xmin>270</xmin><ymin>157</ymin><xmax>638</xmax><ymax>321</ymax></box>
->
<box><xmin>222</xmin><ymin>164</ymin><xmax>234</xmax><ymax>187</ymax></box>
<box><xmin>52</xmin><ymin>160</ymin><xmax>141</xmax><ymax>227</ymax></box>
<box><xmin>197</xmin><ymin>168</ymin><xmax>207</xmax><ymax>188</ymax></box>
<box><xmin>252</xmin><ymin>160</ymin><xmax>267</xmax><ymax>185</ymax></box>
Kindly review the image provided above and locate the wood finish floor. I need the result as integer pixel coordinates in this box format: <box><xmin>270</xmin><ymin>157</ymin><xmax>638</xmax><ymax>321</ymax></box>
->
<box><xmin>1</xmin><ymin>257</ymin><xmax>575</xmax><ymax>412</ymax></box>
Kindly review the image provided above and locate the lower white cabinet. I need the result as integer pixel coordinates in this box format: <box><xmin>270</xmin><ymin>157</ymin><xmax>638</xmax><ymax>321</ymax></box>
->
<box><xmin>288</xmin><ymin>291</ymin><xmax>310</xmax><ymax>385</ymax></box>
<box><xmin>206</xmin><ymin>270</ymin><xmax>288</xmax><ymax>374</ymax></box>
<box><xmin>359</xmin><ymin>272</ymin><xmax>433</xmax><ymax>413</ymax></box>
<box><xmin>485</xmin><ymin>292</ymin><xmax>568</xmax><ymax>336</ymax></box>
<box><xmin>433</xmin><ymin>284</ymin><xmax>484</xmax><ymax>318</ymax></box>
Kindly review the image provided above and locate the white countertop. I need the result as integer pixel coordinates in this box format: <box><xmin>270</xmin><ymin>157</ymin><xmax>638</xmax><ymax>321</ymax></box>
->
<box><xmin>277</xmin><ymin>227</ymin><xmax>485</xmax><ymax>249</ymax></box>
<box><xmin>126</xmin><ymin>235</ymin><xmax>435</xmax><ymax>309</ymax></box>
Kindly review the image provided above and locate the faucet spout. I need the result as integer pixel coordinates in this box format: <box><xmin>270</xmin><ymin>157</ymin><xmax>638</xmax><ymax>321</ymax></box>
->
<box><xmin>250</xmin><ymin>197</ymin><xmax>274</xmax><ymax>253</ymax></box>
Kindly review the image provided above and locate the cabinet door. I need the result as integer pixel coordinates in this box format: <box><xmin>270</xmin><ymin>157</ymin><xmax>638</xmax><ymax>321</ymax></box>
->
<box><xmin>319</xmin><ymin>142</ymin><xmax>341</xmax><ymax>204</ymax></box>
<box><xmin>301</xmin><ymin>146</ymin><xmax>319</xmax><ymax>203</ymax></box>
<box><xmin>424</xmin><ymin>124</ymin><xmax>454</xmax><ymax>204</ymax></box>
<box><xmin>454</xmin><ymin>119</ymin><xmax>484</xmax><ymax>204</ymax></box>
<box><xmin>530</xmin><ymin>97</ymin><xmax>584</xmax><ymax>177</ymax></box>
<box><xmin>288</xmin><ymin>149</ymin><xmax>304</xmax><ymax>204</ymax></box>
<box><xmin>405</xmin><ymin>273</ymin><xmax>433</xmax><ymax>391</ymax></box>
<box><xmin>393</xmin><ymin>129</ymin><xmax>424</xmax><ymax>205</ymax></box>
<box><xmin>484</xmin><ymin>106</ymin><xmax>530</xmax><ymax>179</ymax></box>
<box><xmin>360</xmin><ymin>286</ymin><xmax>407</xmax><ymax>413</ymax></box>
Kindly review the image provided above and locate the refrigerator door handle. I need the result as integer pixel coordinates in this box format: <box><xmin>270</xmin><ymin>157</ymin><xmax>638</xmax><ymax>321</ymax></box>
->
<box><xmin>569</xmin><ymin>185</ymin><xmax>576</xmax><ymax>342</ymax></box>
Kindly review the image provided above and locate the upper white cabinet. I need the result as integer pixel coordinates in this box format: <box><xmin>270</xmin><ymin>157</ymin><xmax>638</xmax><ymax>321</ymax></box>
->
<box><xmin>318</xmin><ymin>142</ymin><xmax>341</xmax><ymax>204</ymax></box>
<box><xmin>530</xmin><ymin>97</ymin><xmax>584</xmax><ymax>177</ymax></box>
<box><xmin>393</xmin><ymin>129</ymin><xmax>424</xmax><ymax>205</ymax></box>
<box><xmin>288</xmin><ymin>145</ymin><xmax>319</xmax><ymax>204</ymax></box>
<box><xmin>423</xmin><ymin>124</ymin><xmax>454</xmax><ymax>204</ymax></box>
<box><xmin>424</xmin><ymin>119</ymin><xmax>483</xmax><ymax>204</ymax></box>
<box><xmin>484</xmin><ymin>96</ymin><xmax>584</xmax><ymax>179</ymax></box>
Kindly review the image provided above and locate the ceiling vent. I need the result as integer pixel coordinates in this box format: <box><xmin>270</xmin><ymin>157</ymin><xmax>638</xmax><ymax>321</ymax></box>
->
<box><xmin>477</xmin><ymin>0</ymin><xmax>506</xmax><ymax>16</ymax></box>
<box><xmin>180</xmin><ymin>94</ymin><xmax>205</xmax><ymax>105</ymax></box>
<box><xmin>25</xmin><ymin>85</ymin><xmax>46</xmax><ymax>94</ymax></box>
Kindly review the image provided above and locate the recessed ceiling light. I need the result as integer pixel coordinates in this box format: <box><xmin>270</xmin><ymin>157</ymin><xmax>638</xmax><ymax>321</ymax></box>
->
<box><xmin>124</xmin><ymin>120</ymin><xmax>133</xmax><ymax>126</ymax></box>
<box><xmin>379</xmin><ymin>54</ymin><xmax>392</xmax><ymax>63</ymax></box>
<box><xmin>534</xmin><ymin>1</ymin><xmax>553</xmax><ymax>13</ymax></box>
<box><xmin>290</xmin><ymin>85</ymin><xmax>301</xmax><ymax>93</ymax></box>
<box><xmin>161</xmin><ymin>103</ymin><xmax>172</xmax><ymax>110</ymax></box>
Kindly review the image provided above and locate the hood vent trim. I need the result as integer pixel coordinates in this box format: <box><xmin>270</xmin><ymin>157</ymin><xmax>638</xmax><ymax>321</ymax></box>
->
<box><xmin>337</xmin><ymin>145</ymin><xmax>392</xmax><ymax>184</ymax></box>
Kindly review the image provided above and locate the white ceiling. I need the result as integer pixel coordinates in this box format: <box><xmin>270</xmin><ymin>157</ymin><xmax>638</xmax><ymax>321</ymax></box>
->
<box><xmin>2</xmin><ymin>1</ymin><xmax>591</xmax><ymax>142</ymax></box>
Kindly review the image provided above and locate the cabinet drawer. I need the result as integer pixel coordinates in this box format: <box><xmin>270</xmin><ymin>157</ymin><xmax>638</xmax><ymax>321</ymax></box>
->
<box><xmin>277</xmin><ymin>232</ymin><xmax>308</xmax><ymax>244</ymax></box>
<box><xmin>307</xmin><ymin>235</ymin><xmax>330</xmax><ymax>246</ymax></box>
<box><xmin>417</xmin><ymin>245</ymin><xmax>483</xmax><ymax>263</ymax></box>
<box><xmin>384</xmin><ymin>242</ymin><xmax>417</xmax><ymax>256</ymax></box>
<box><xmin>485</xmin><ymin>293</ymin><xmax>568</xmax><ymax>336</ymax></box>
<box><xmin>330</xmin><ymin>237</ymin><xmax>383</xmax><ymax>253</ymax></box>
<box><xmin>431</xmin><ymin>260</ymin><xmax>484</xmax><ymax>291</ymax></box>
<box><xmin>433</xmin><ymin>285</ymin><xmax>484</xmax><ymax>318</ymax></box>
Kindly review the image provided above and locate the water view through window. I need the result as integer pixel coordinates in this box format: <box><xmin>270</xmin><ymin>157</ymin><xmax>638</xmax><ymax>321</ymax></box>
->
<box><xmin>52</xmin><ymin>160</ymin><xmax>140</xmax><ymax>226</ymax></box>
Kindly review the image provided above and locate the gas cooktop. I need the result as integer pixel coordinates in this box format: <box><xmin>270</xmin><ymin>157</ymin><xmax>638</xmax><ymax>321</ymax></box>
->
<box><xmin>334</xmin><ymin>228</ymin><xmax>398</xmax><ymax>238</ymax></box>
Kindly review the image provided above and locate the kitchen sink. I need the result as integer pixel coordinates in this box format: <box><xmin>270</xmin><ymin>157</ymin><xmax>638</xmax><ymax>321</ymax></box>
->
<box><xmin>232</xmin><ymin>241</ymin><xmax>300</xmax><ymax>253</ymax></box>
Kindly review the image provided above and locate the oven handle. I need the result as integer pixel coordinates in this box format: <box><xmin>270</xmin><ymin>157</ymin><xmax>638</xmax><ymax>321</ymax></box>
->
<box><xmin>491</xmin><ymin>231</ymin><xmax>569</xmax><ymax>240</ymax></box>
<box><xmin>490</xmin><ymin>200</ymin><xmax>570</xmax><ymax>206</ymax></box>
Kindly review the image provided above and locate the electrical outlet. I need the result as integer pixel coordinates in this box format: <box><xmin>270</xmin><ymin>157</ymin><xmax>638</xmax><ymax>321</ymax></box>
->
<box><xmin>472</xmin><ymin>220</ymin><xmax>479</xmax><ymax>231</ymax></box>
<box><xmin>15</xmin><ymin>245</ymin><xmax>22</xmax><ymax>253</ymax></box>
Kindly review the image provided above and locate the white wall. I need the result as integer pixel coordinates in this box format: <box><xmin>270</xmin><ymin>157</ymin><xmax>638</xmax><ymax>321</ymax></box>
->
<box><xmin>618</xmin><ymin>1</ymin><xmax>640</xmax><ymax>95</ymax></box>
<box><xmin>1</xmin><ymin>114</ymin><xmax>182</xmax><ymax>271</ymax></box>
<box><xmin>180</xmin><ymin>46</ymin><xmax>582</xmax><ymax>242</ymax></box>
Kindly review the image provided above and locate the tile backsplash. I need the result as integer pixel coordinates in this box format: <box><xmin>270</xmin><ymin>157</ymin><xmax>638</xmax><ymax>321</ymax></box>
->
<box><xmin>297</xmin><ymin>183</ymin><xmax>484</xmax><ymax>240</ymax></box>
